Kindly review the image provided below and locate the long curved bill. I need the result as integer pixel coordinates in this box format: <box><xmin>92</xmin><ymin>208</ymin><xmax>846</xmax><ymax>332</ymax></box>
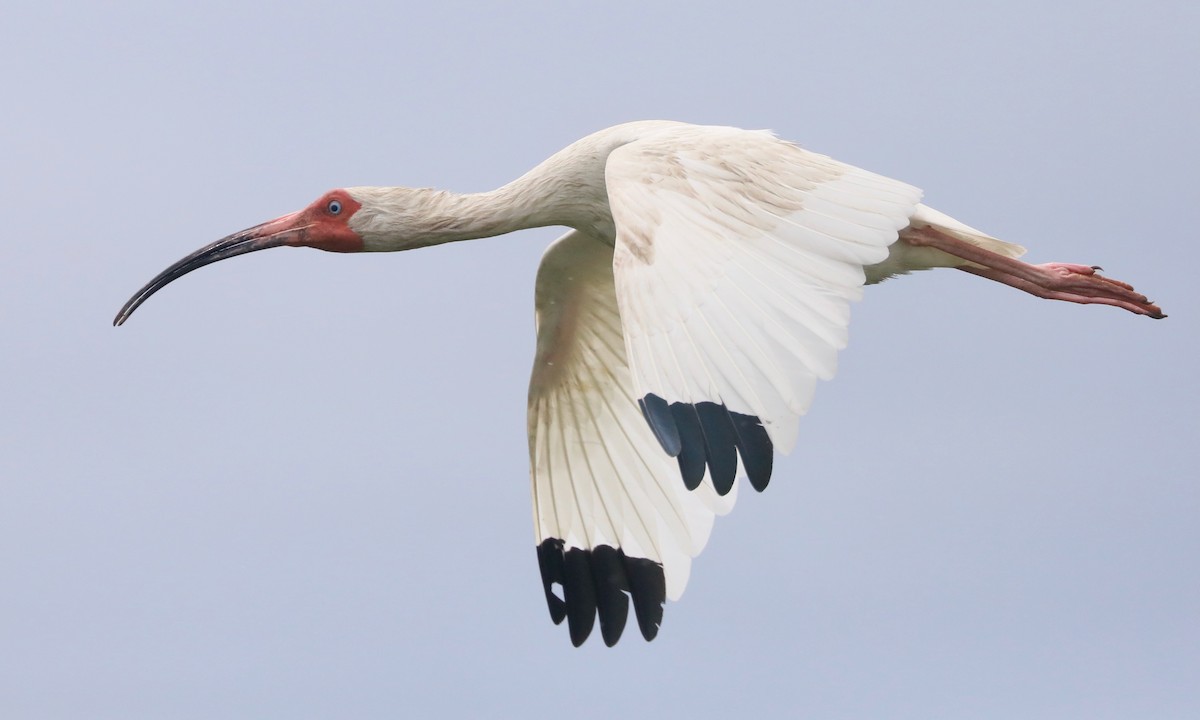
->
<box><xmin>113</xmin><ymin>212</ymin><xmax>305</xmax><ymax>326</ymax></box>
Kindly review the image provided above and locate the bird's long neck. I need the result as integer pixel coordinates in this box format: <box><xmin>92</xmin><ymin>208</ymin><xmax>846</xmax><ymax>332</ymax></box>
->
<box><xmin>350</xmin><ymin>159</ymin><xmax>611</xmax><ymax>252</ymax></box>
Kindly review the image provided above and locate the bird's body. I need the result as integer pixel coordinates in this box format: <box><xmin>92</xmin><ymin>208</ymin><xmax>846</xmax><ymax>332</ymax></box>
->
<box><xmin>115</xmin><ymin>121</ymin><xmax>1164</xmax><ymax>647</ymax></box>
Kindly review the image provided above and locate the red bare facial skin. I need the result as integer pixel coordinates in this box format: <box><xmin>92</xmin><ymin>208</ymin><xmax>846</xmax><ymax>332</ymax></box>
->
<box><xmin>281</xmin><ymin>189</ymin><xmax>364</xmax><ymax>253</ymax></box>
<box><xmin>112</xmin><ymin>189</ymin><xmax>365</xmax><ymax>325</ymax></box>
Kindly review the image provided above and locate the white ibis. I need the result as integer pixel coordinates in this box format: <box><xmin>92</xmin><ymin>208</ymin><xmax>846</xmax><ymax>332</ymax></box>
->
<box><xmin>114</xmin><ymin>121</ymin><xmax>1164</xmax><ymax>646</ymax></box>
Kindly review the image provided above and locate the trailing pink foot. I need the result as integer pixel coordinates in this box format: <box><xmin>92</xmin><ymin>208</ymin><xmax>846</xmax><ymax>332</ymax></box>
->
<box><xmin>903</xmin><ymin>226</ymin><xmax>1166</xmax><ymax>319</ymax></box>
<box><xmin>1040</xmin><ymin>262</ymin><xmax>1105</xmax><ymax>277</ymax></box>
<box><xmin>960</xmin><ymin>263</ymin><xmax>1164</xmax><ymax>318</ymax></box>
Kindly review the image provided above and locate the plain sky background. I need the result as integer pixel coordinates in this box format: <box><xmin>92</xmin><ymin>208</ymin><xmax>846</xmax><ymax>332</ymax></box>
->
<box><xmin>3</xmin><ymin>2</ymin><xmax>1197</xmax><ymax>718</ymax></box>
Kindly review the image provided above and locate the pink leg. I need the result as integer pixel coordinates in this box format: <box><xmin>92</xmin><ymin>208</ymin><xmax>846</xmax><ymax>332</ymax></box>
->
<box><xmin>902</xmin><ymin>227</ymin><xmax>1166</xmax><ymax>319</ymax></box>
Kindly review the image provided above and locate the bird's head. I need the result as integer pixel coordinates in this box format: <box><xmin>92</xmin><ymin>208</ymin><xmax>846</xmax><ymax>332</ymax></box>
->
<box><xmin>113</xmin><ymin>189</ymin><xmax>368</xmax><ymax>326</ymax></box>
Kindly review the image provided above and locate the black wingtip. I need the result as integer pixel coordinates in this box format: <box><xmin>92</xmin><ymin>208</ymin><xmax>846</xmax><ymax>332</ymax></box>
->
<box><xmin>729</xmin><ymin>410</ymin><xmax>773</xmax><ymax>492</ymax></box>
<box><xmin>639</xmin><ymin>395</ymin><xmax>774</xmax><ymax>494</ymax></box>
<box><xmin>536</xmin><ymin>539</ymin><xmax>568</xmax><ymax>625</ymax></box>
<box><xmin>668</xmin><ymin>403</ymin><xmax>707</xmax><ymax>490</ymax></box>
<box><xmin>562</xmin><ymin>550</ymin><xmax>597</xmax><ymax>646</ymax></box>
<box><xmin>624</xmin><ymin>555</ymin><xmax>666</xmax><ymax>641</ymax></box>
<box><xmin>590</xmin><ymin>546</ymin><xmax>631</xmax><ymax>647</ymax></box>
<box><xmin>695</xmin><ymin>403</ymin><xmax>738</xmax><ymax>495</ymax></box>
<box><xmin>536</xmin><ymin>540</ymin><xmax>665</xmax><ymax>646</ymax></box>
<box><xmin>639</xmin><ymin>394</ymin><xmax>682</xmax><ymax>456</ymax></box>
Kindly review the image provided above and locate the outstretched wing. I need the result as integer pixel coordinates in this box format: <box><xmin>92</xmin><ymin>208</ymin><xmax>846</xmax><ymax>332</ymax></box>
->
<box><xmin>607</xmin><ymin>125</ymin><xmax>923</xmax><ymax>492</ymax></box>
<box><xmin>528</xmin><ymin>229</ymin><xmax>734</xmax><ymax>647</ymax></box>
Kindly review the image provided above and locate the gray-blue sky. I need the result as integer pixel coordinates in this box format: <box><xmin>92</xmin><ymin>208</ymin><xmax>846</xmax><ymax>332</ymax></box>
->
<box><xmin>3</xmin><ymin>2</ymin><xmax>1197</xmax><ymax>718</ymax></box>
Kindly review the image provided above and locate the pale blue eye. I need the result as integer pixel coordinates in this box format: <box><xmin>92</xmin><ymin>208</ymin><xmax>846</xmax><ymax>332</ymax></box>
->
<box><xmin>328</xmin><ymin>199</ymin><xmax>342</xmax><ymax>215</ymax></box>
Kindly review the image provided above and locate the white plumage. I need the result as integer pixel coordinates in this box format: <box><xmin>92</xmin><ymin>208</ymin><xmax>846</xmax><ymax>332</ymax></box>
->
<box><xmin>114</xmin><ymin>120</ymin><xmax>1164</xmax><ymax>647</ymax></box>
<box><xmin>529</xmin><ymin>229</ymin><xmax>733</xmax><ymax>604</ymax></box>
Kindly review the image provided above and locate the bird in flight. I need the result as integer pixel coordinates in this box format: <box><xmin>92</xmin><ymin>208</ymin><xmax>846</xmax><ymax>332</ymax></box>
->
<box><xmin>115</xmin><ymin>121</ymin><xmax>1164</xmax><ymax>646</ymax></box>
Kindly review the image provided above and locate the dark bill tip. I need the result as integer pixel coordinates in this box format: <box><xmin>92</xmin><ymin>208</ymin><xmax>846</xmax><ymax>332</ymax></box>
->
<box><xmin>113</xmin><ymin>218</ymin><xmax>298</xmax><ymax>326</ymax></box>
